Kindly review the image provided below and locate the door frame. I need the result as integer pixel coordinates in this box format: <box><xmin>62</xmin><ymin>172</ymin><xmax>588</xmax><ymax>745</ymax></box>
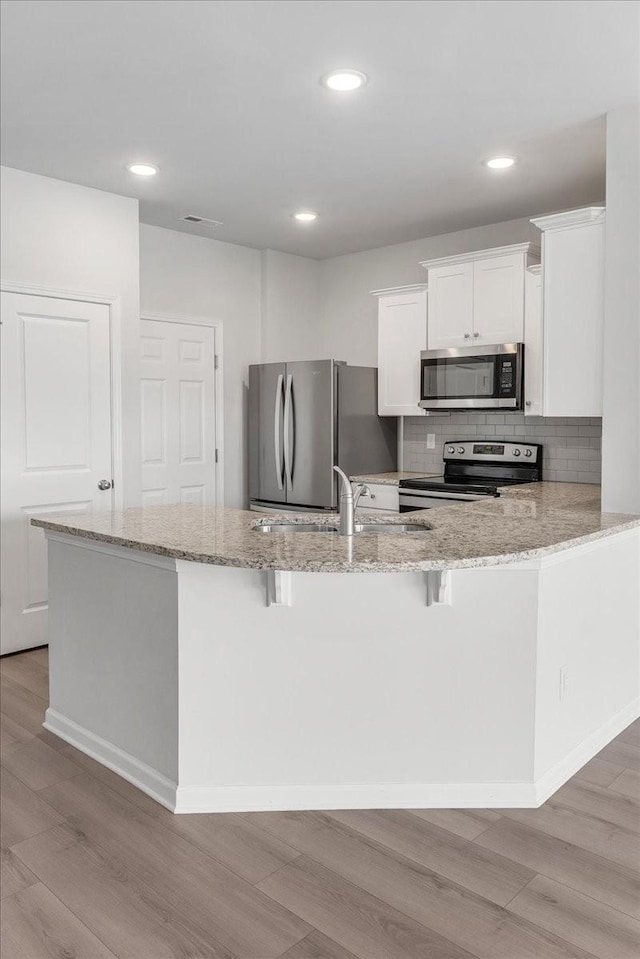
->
<box><xmin>0</xmin><ymin>281</ymin><xmax>125</xmax><ymax>510</ymax></box>
<box><xmin>140</xmin><ymin>311</ymin><xmax>224</xmax><ymax>507</ymax></box>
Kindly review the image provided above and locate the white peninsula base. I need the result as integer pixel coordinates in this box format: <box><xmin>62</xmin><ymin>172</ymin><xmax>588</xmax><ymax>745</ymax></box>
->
<box><xmin>43</xmin><ymin>529</ymin><xmax>639</xmax><ymax>814</ymax></box>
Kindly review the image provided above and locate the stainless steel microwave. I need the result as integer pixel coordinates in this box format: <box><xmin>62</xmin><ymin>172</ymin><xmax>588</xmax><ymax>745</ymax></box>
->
<box><xmin>419</xmin><ymin>343</ymin><xmax>524</xmax><ymax>411</ymax></box>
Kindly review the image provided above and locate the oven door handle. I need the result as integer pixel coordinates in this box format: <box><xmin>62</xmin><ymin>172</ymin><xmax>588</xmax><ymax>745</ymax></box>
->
<box><xmin>399</xmin><ymin>490</ymin><xmax>487</xmax><ymax>502</ymax></box>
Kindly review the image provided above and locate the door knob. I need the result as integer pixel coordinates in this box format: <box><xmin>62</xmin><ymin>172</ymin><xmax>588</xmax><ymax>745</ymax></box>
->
<box><xmin>97</xmin><ymin>479</ymin><xmax>112</xmax><ymax>490</ymax></box>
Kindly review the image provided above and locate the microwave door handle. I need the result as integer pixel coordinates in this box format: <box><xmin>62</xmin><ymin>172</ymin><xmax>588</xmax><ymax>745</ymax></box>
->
<box><xmin>283</xmin><ymin>373</ymin><xmax>294</xmax><ymax>491</ymax></box>
<box><xmin>274</xmin><ymin>373</ymin><xmax>284</xmax><ymax>490</ymax></box>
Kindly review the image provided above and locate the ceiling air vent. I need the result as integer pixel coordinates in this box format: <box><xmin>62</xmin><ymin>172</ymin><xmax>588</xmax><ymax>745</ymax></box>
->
<box><xmin>182</xmin><ymin>214</ymin><xmax>224</xmax><ymax>228</ymax></box>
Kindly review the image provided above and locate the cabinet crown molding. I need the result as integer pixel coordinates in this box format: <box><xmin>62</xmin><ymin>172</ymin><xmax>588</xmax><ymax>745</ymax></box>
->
<box><xmin>370</xmin><ymin>283</ymin><xmax>428</xmax><ymax>297</ymax></box>
<box><xmin>530</xmin><ymin>206</ymin><xmax>605</xmax><ymax>232</ymax></box>
<box><xmin>419</xmin><ymin>242</ymin><xmax>539</xmax><ymax>271</ymax></box>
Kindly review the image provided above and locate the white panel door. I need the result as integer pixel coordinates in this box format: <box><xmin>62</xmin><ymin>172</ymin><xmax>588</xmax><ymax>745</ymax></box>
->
<box><xmin>140</xmin><ymin>319</ymin><xmax>217</xmax><ymax>507</ymax></box>
<box><xmin>377</xmin><ymin>289</ymin><xmax>428</xmax><ymax>416</ymax></box>
<box><xmin>426</xmin><ymin>263</ymin><xmax>474</xmax><ymax>349</ymax></box>
<box><xmin>1</xmin><ymin>292</ymin><xmax>113</xmax><ymax>654</ymax></box>
<box><xmin>473</xmin><ymin>252</ymin><xmax>525</xmax><ymax>344</ymax></box>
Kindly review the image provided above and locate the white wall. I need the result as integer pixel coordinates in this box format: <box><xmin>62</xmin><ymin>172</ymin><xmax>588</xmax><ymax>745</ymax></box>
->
<box><xmin>260</xmin><ymin>249</ymin><xmax>321</xmax><ymax>362</ymax></box>
<box><xmin>139</xmin><ymin>224</ymin><xmax>262</xmax><ymax>507</ymax></box>
<box><xmin>0</xmin><ymin>166</ymin><xmax>141</xmax><ymax>505</ymax></box>
<box><xmin>601</xmin><ymin>103</ymin><xmax>640</xmax><ymax>513</ymax></box>
<box><xmin>317</xmin><ymin>217</ymin><xmax>541</xmax><ymax>366</ymax></box>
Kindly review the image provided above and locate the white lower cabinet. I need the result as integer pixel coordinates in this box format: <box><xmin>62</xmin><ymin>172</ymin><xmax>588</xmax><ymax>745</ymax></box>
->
<box><xmin>528</xmin><ymin>207</ymin><xmax>605</xmax><ymax>417</ymax></box>
<box><xmin>353</xmin><ymin>482</ymin><xmax>399</xmax><ymax>512</ymax></box>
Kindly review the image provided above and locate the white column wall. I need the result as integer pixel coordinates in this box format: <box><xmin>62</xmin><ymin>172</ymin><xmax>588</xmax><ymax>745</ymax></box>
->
<box><xmin>601</xmin><ymin>102</ymin><xmax>640</xmax><ymax>513</ymax></box>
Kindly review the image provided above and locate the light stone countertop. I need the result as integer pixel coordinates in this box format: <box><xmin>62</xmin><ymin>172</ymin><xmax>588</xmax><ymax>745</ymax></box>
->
<box><xmin>349</xmin><ymin>471</ymin><xmax>436</xmax><ymax>486</ymax></box>
<box><xmin>31</xmin><ymin>483</ymin><xmax>640</xmax><ymax>573</ymax></box>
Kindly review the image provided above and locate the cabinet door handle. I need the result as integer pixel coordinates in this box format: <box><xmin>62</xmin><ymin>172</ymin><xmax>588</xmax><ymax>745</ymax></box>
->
<box><xmin>464</xmin><ymin>333</ymin><xmax>471</xmax><ymax>339</ymax></box>
<box><xmin>473</xmin><ymin>332</ymin><xmax>480</xmax><ymax>338</ymax></box>
<box><xmin>525</xmin><ymin>400</ymin><xmax>532</xmax><ymax>407</ymax></box>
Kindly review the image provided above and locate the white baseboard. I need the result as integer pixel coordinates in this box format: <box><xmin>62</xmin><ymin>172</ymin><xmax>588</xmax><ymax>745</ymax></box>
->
<box><xmin>172</xmin><ymin>781</ymin><xmax>539</xmax><ymax>814</ymax></box>
<box><xmin>45</xmin><ymin>700</ymin><xmax>640</xmax><ymax>816</ymax></box>
<box><xmin>533</xmin><ymin>697</ymin><xmax>640</xmax><ymax>806</ymax></box>
<box><xmin>44</xmin><ymin>709</ymin><xmax>178</xmax><ymax>812</ymax></box>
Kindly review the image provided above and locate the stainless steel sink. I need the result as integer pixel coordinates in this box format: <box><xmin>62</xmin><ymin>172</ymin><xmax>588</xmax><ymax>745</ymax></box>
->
<box><xmin>255</xmin><ymin>523</ymin><xmax>340</xmax><ymax>533</ymax></box>
<box><xmin>254</xmin><ymin>522</ymin><xmax>429</xmax><ymax>534</ymax></box>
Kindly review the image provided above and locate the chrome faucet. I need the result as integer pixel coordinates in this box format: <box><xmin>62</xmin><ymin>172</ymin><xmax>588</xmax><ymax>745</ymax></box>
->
<box><xmin>333</xmin><ymin>466</ymin><xmax>369</xmax><ymax>535</ymax></box>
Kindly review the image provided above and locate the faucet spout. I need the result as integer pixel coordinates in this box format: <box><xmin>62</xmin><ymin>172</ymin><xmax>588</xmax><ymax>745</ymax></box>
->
<box><xmin>333</xmin><ymin>466</ymin><xmax>355</xmax><ymax>536</ymax></box>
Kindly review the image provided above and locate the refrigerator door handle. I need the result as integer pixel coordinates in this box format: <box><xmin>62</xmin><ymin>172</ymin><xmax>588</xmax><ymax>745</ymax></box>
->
<box><xmin>274</xmin><ymin>373</ymin><xmax>284</xmax><ymax>491</ymax></box>
<box><xmin>283</xmin><ymin>373</ymin><xmax>294</xmax><ymax>491</ymax></box>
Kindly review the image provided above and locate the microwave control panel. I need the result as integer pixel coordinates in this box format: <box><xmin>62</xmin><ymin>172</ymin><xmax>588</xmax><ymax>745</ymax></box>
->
<box><xmin>498</xmin><ymin>357</ymin><xmax>515</xmax><ymax>395</ymax></box>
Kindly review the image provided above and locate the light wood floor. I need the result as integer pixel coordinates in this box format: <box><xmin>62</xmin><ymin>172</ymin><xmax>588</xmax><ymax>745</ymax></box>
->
<box><xmin>1</xmin><ymin>648</ymin><xmax>639</xmax><ymax>959</ymax></box>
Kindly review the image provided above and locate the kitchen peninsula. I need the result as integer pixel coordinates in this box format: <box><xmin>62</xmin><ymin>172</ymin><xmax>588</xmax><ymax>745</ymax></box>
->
<box><xmin>33</xmin><ymin>483</ymin><xmax>640</xmax><ymax>814</ymax></box>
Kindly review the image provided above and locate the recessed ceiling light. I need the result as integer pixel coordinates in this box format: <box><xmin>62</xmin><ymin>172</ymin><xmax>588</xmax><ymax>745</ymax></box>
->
<box><xmin>293</xmin><ymin>211</ymin><xmax>318</xmax><ymax>222</ymax></box>
<box><xmin>126</xmin><ymin>162</ymin><xmax>158</xmax><ymax>176</ymax></box>
<box><xmin>322</xmin><ymin>69</ymin><xmax>368</xmax><ymax>92</ymax></box>
<box><xmin>485</xmin><ymin>156</ymin><xmax>516</xmax><ymax>170</ymax></box>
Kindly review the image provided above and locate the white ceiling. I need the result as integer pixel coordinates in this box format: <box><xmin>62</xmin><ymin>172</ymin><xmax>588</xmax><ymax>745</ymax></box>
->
<box><xmin>1</xmin><ymin>0</ymin><xmax>638</xmax><ymax>258</ymax></box>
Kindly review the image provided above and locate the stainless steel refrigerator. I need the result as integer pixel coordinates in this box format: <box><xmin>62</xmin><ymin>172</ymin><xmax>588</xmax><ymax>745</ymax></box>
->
<box><xmin>249</xmin><ymin>360</ymin><xmax>397</xmax><ymax>511</ymax></box>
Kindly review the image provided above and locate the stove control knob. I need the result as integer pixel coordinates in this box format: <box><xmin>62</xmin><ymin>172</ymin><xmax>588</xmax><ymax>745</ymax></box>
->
<box><xmin>524</xmin><ymin>449</ymin><xmax>533</xmax><ymax>457</ymax></box>
<box><xmin>456</xmin><ymin>447</ymin><xmax>464</xmax><ymax>454</ymax></box>
<box><xmin>446</xmin><ymin>446</ymin><xmax>455</xmax><ymax>454</ymax></box>
<box><xmin>513</xmin><ymin>449</ymin><xmax>521</xmax><ymax>457</ymax></box>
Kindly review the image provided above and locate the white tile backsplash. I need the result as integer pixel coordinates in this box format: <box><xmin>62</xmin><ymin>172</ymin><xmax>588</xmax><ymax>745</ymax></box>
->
<box><xmin>403</xmin><ymin>414</ymin><xmax>601</xmax><ymax>484</ymax></box>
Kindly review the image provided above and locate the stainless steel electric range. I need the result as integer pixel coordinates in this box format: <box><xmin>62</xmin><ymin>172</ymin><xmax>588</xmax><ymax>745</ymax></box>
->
<box><xmin>399</xmin><ymin>441</ymin><xmax>543</xmax><ymax>511</ymax></box>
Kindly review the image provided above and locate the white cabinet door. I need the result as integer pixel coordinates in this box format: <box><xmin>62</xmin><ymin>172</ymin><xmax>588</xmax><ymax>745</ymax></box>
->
<box><xmin>540</xmin><ymin>218</ymin><xmax>605</xmax><ymax>417</ymax></box>
<box><xmin>140</xmin><ymin>319</ymin><xmax>217</xmax><ymax>506</ymax></box>
<box><xmin>353</xmin><ymin>482</ymin><xmax>399</xmax><ymax>511</ymax></box>
<box><xmin>426</xmin><ymin>263</ymin><xmax>473</xmax><ymax>349</ymax></box>
<box><xmin>472</xmin><ymin>253</ymin><xmax>525</xmax><ymax>344</ymax></box>
<box><xmin>524</xmin><ymin>267</ymin><xmax>543</xmax><ymax>416</ymax></box>
<box><xmin>377</xmin><ymin>289</ymin><xmax>427</xmax><ymax>416</ymax></box>
<box><xmin>1</xmin><ymin>292</ymin><xmax>113</xmax><ymax>654</ymax></box>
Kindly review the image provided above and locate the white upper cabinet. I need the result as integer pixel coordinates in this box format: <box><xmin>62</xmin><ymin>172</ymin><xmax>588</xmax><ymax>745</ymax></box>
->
<box><xmin>373</xmin><ymin>285</ymin><xmax>428</xmax><ymax>416</ymax></box>
<box><xmin>529</xmin><ymin>207</ymin><xmax>605</xmax><ymax>418</ymax></box>
<box><xmin>424</xmin><ymin>262</ymin><xmax>473</xmax><ymax>349</ymax></box>
<box><xmin>472</xmin><ymin>252</ymin><xmax>526</xmax><ymax>343</ymax></box>
<box><xmin>420</xmin><ymin>244</ymin><xmax>538</xmax><ymax>350</ymax></box>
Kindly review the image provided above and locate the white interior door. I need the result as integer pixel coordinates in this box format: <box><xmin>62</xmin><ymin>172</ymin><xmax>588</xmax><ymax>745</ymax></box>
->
<box><xmin>140</xmin><ymin>319</ymin><xmax>217</xmax><ymax>507</ymax></box>
<box><xmin>1</xmin><ymin>292</ymin><xmax>113</xmax><ymax>654</ymax></box>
